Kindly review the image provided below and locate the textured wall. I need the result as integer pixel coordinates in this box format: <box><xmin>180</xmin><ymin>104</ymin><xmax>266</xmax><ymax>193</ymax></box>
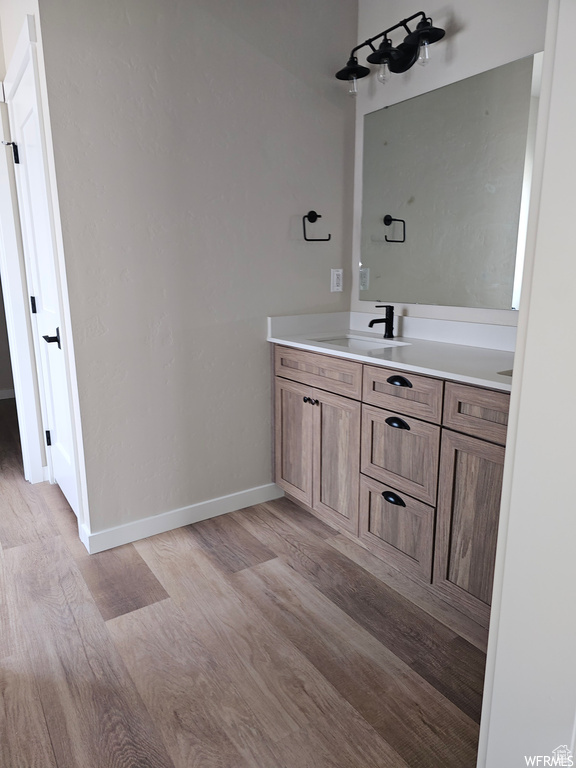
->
<box><xmin>34</xmin><ymin>0</ymin><xmax>357</xmax><ymax>530</ymax></box>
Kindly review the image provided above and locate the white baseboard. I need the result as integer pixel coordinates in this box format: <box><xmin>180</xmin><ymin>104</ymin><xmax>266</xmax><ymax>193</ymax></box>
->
<box><xmin>81</xmin><ymin>483</ymin><xmax>284</xmax><ymax>554</ymax></box>
<box><xmin>0</xmin><ymin>389</ymin><xmax>15</xmax><ymax>399</ymax></box>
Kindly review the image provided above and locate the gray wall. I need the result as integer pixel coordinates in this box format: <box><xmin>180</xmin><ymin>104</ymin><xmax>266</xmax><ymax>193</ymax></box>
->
<box><xmin>32</xmin><ymin>0</ymin><xmax>357</xmax><ymax>530</ymax></box>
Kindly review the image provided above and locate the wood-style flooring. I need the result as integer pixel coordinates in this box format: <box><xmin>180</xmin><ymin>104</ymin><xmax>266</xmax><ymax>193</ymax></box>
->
<box><xmin>0</xmin><ymin>398</ymin><xmax>487</xmax><ymax>767</ymax></box>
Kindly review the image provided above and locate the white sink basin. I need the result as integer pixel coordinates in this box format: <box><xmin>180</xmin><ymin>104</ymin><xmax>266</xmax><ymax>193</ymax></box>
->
<box><xmin>307</xmin><ymin>334</ymin><xmax>410</xmax><ymax>353</ymax></box>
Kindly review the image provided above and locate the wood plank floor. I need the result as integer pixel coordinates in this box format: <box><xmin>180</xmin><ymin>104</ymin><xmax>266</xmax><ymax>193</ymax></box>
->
<box><xmin>0</xmin><ymin>398</ymin><xmax>487</xmax><ymax>767</ymax></box>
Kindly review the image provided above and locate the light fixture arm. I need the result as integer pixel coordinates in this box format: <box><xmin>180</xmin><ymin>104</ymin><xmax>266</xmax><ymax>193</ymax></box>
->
<box><xmin>349</xmin><ymin>11</ymin><xmax>427</xmax><ymax>60</ymax></box>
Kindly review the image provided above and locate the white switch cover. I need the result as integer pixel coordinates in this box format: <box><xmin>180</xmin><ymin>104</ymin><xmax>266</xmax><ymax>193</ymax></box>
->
<box><xmin>359</xmin><ymin>267</ymin><xmax>370</xmax><ymax>291</ymax></box>
<box><xmin>331</xmin><ymin>269</ymin><xmax>343</xmax><ymax>292</ymax></box>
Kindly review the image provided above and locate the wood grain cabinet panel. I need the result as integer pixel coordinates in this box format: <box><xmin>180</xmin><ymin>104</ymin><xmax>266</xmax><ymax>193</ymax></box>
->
<box><xmin>313</xmin><ymin>391</ymin><xmax>361</xmax><ymax>534</ymax></box>
<box><xmin>359</xmin><ymin>475</ymin><xmax>434</xmax><ymax>583</ymax></box>
<box><xmin>433</xmin><ymin>429</ymin><xmax>506</xmax><ymax>626</ymax></box>
<box><xmin>275</xmin><ymin>378</ymin><xmax>314</xmax><ymax>507</ymax></box>
<box><xmin>275</xmin><ymin>345</ymin><xmax>363</xmax><ymax>400</ymax></box>
<box><xmin>363</xmin><ymin>366</ymin><xmax>443</xmax><ymax>423</ymax></box>
<box><xmin>361</xmin><ymin>404</ymin><xmax>440</xmax><ymax>506</ymax></box>
<box><xmin>275</xmin><ymin>373</ymin><xmax>360</xmax><ymax>535</ymax></box>
<box><xmin>443</xmin><ymin>382</ymin><xmax>509</xmax><ymax>445</ymax></box>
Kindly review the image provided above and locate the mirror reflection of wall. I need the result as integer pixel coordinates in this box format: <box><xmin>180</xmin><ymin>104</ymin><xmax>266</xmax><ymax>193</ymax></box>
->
<box><xmin>360</xmin><ymin>56</ymin><xmax>537</xmax><ymax>309</ymax></box>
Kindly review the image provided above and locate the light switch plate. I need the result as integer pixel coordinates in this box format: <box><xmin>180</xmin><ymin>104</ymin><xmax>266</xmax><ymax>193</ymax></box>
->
<box><xmin>331</xmin><ymin>269</ymin><xmax>343</xmax><ymax>292</ymax></box>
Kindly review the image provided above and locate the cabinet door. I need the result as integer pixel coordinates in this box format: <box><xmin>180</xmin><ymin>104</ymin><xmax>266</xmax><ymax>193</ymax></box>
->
<box><xmin>313</xmin><ymin>390</ymin><xmax>361</xmax><ymax>535</ymax></box>
<box><xmin>275</xmin><ymin>378</ymin><xmax>314</xmax><ymax>507</ymax></box>
<box><xmin>433</xmin><ymin>429</ymin><xmax>505</xmax><ymax>626</ymax></box>
<box><xmin>361</xmin><ymin>404</ymin><xmax>440</xmax><ymax>505</ymax></box>
<box><xmin>359</xmin><ymin>475</ymin><xmax>434</xmax><ymax>582</ymax></box>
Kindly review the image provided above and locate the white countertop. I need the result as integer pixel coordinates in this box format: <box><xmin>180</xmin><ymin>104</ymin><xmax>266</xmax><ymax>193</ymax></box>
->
<box><xmin>268</xmin><ymin>319</ymin><xmax>514</xmax><ymax>392</ymax></box>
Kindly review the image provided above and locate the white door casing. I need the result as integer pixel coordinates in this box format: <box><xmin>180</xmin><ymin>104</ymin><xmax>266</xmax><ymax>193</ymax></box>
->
<box><xmin>4</xmin><ymin>17</ymin><xmax>80</xmax><ymax>516</ymax></box>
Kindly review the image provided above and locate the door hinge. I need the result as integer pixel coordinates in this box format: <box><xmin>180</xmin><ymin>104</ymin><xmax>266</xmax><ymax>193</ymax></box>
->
<box><xmin>30</xmin><ymin>296</ymin><xmax>37</xmax><ymax>314</ymax></box>
<box><xmin>45</xmin><ymin>430</ymin><xmax>51</xmax><ymax>446</ymax></box>
<box><xmin>2</xmin><ymin>141</ymin><xmax>19</xmax><ymax>164</ymax></box>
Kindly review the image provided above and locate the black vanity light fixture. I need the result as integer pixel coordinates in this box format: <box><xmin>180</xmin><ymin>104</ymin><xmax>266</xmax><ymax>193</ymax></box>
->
<box><xmin>336</xmin><ymin>10</ymin><xmax>445</xmax><ymax>96</ymax></box>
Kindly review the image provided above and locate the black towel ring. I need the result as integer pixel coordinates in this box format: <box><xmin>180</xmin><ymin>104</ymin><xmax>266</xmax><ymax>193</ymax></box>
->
<box><xmin>383</xmin><ymin>214</ymin><xmax>406</xmax><ymax>243</ymax></box>
<box><xmin>303</xmin><ymin>211</ymin><xmax>331</xmax><ymax>242</ymax></box>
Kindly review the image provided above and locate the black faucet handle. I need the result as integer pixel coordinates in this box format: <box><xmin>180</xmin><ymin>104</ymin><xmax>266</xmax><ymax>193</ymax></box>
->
<box><xmin>373</xmin><ymin>305</ymin><xmax>394</xmax><ymax>339</ymax></box>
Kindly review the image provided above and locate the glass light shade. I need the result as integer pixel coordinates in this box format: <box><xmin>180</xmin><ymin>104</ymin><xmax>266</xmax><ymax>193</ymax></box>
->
<box><xmin>418</xmin><ymin>39</ymin><xmax>430</xmax><ymax>66</ymax></box>
<box><xmin>378</xmin><ymin>60</ymin><xmax>390</xmax><ymax>85</ymax></box>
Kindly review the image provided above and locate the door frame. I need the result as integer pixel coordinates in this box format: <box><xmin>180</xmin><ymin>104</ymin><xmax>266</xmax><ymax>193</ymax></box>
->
<box><xmin>0</xmin><ymin>15</ymin><xmax>90</xmax><ymax>545</ymax></box>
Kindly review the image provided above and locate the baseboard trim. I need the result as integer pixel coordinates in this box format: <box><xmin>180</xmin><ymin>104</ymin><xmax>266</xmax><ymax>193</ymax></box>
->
<box><xmin>82</xmin><ymin>483</ymin><xmax>284</xmax><ymax>554</ymax></box>
<box><xmin>0</xmin><ymin>389</ymin><xmax>15</xmax><ymax>399</ymax></box>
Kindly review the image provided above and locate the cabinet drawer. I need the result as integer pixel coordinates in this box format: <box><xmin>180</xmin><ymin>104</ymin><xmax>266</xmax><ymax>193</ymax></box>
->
<box><xmin>443</xmin><ymin>382</ymin><xmax>510</xmax><ymax>445</ymax></box>
<box><xmin>359</xmin><ymin>475</ymin><xmax>434</xmax><ymax>583</ymax></box>
<box><xmin>275</xmin><ymin>346</ymin><xmax>362</xmax><ymax>400</ymax></box>
<box><xmin>361</xmin><ymin>404</ymin><xmax>440</xmax><ymax>506</ymax></box>
<box><xmin>363</xmin><ymin>365</ymin><xmax>443</xmax><ymax>423</ymax></box>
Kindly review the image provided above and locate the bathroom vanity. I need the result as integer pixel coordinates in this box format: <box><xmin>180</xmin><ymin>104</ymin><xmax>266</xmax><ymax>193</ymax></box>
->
<box><xmin>270</xmin><ymin>319</ymin><xmax>513</xmax><ymax>628</ymax></box>
<box><xmin>266</xmin><ymin>50</ymin><xmax>537</xmax><ymax>631</ymax></box>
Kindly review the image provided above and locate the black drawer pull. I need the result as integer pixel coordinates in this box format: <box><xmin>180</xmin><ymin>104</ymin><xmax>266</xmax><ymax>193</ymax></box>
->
<box><xmin>313</xmin><ymin>399</ymin><xmax>320</xmax><ymax>406</ymax></box>
<box><xmin>385</xmin><ymin>415</ymin><xmax>410</xmax><ymax>430</ymax></box>
<box><xmin>382</xmin><ymin>491</ymin><xmax>406</xmax><ymax>507</ymax></box>
<box><xmin>387</xmin><ymin>374</ymin><xmax>412</xmax><ymax>388</ymax></box>
<box><xmin>303</xmin><ymin>396</ymin><xmax>311</xmax><ymax>403</ymax></box>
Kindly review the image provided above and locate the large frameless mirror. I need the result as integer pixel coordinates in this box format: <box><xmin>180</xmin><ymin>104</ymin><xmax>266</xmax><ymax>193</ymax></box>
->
<box><xmin>359</xmin><ymin>55</ymin><xmax>541</xmax><ymax>309</ymax></box>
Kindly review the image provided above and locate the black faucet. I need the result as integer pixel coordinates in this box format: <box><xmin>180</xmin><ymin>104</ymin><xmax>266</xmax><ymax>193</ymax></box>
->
<box><xmin>368</xmin><ymin>305</ymin><xmax>394</xmax><ymax>339</ymax></box>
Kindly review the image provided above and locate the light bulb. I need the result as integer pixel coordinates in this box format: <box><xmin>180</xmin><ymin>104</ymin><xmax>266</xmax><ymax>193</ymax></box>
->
<box><xmin>377</xmin><ymin>59</ymin><xmax>390</xmax><ymax>85</ymax></box>
<box><xmin>418</xmin><ymin>39</ymin><xmax>430</xmax><ymax>66</ymax></box>
<box><xmin>348</xmin><ymin>76</ymin><xmax>358</xmax><ymax>97</ymax></box>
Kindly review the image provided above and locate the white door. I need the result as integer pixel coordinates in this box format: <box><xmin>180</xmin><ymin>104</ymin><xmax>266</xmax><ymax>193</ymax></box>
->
<box><xmin>4</xmin><ymin>23</ymin><xmax>79</xmax><ymax>515</ymax></box>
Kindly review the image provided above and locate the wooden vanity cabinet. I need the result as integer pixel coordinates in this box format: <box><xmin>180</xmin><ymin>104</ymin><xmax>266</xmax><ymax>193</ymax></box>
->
<box><xmin>274</xmin><ymin>347</ymin><xmax>361</xmax><ymax>535</ymax></box>
<box><xmin>432</xmin><ymin>383</ymin><xmax>510</xmax><ymax>626</ymax></box>
<box><xmin>273</xmin><ymin>345</ymin><xmax>510</xmax><ymax>627</ymax></box>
